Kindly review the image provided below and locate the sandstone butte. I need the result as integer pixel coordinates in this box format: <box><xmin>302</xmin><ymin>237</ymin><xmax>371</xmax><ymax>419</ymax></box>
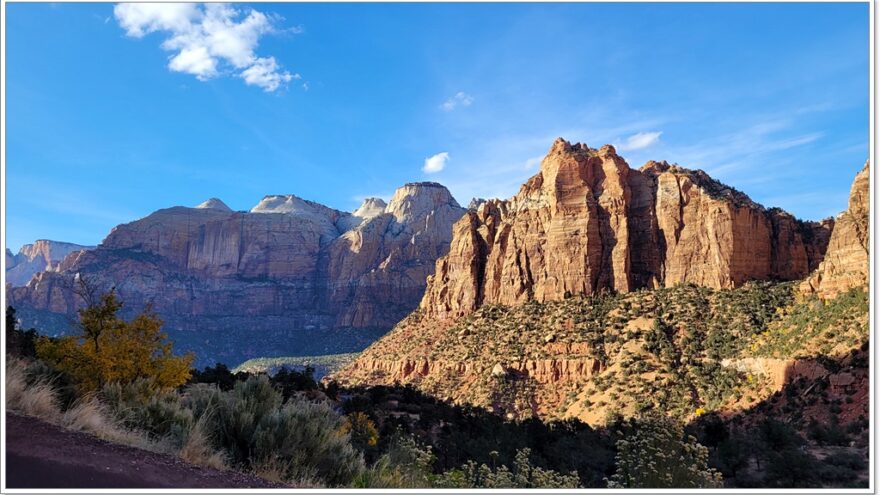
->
<box><xmin>6</xmin><ymin>183</ymin><xmax>466</xmax><ymax>365</ymax></box>
<box><xmin>419</xmin><ymin>138</ymin><xmax>835</xmax><ymax>320</ymax></box>
<box><xmin>335</xmin><ymin>139</ymin><xmax>870</xmax><ymax>422</ymax></box>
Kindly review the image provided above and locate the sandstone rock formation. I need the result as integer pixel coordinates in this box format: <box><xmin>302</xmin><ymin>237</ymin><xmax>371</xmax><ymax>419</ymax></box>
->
<box><xmin>801</xmin><ymin>162</ymin><xmax>870</xmax><ymax>299</ymax></box>
<box><xmin>5</xmin><ymin>240</ymin><xmax>95</xmax><ymax>287</ymax></box>
<box><xmin>7</xmin><ymin>189</ymin><xmax>465</xmax><ymax>366</ymax></box>
<box><xmin>336</xmin><ymin>139</ymin><xmax>868</xmax><ymax>423</ymax></box>
<box><xmin>421</xmin><ymin>138</ymin><xmax>832</xmax><ymax>319</ymax></box>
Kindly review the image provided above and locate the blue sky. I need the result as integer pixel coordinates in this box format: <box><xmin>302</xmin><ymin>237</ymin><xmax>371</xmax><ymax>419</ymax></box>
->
<box><xmin>5</xmin><ymin>2</ymin><xmax>869</xmax><ymax>252</ymax></box>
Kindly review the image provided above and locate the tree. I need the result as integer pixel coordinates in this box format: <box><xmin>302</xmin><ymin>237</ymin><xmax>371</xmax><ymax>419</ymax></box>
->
<box><xmin>6</xmin><ymin>306</ymin><xmax>37</xmax><ymax>358</ymax></box>
<box><xmin>340</xmin><ymin>411</ymin><xmax>380</xmax><ymax>452</ymax></box>
<box><xmin>36</xmin><ymin>292</ymin><xmax>192</xmax><ymax>391</ymax></box>
<box><xmin>77</xmin><ymin>290</ymin><xmax>123</xmax><ymax>354</ymax></box>
<box><xmin>607</xmin><ymin>413</ymin><xmax>723</xmax><ymax>488</ymax></box>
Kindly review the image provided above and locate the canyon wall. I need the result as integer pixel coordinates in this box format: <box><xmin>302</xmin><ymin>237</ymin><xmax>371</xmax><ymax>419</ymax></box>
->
<box><xmin>420</xmin><ymin>138</ymin><xmax>832</xmax><ymax>319</ymax></box>
<box><xmin>801</xmin><ymin>162</ymin><xmax>870</xmax><ymax>299</ymax></box>
<box><xmin>7</xmin><ymin>184</ymin><xmax>466</xmax><ymax>365</ymax></box>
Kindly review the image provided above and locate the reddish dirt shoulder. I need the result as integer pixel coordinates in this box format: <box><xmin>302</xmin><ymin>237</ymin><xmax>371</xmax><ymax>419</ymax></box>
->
<box><xmin>4</xmin><ymin>412</ymin><xmax>278</xmax><ymax>489</ymax></box>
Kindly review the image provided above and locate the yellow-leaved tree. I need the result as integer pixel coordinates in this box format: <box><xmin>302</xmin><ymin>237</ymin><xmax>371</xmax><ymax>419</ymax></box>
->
<box><xmin>37</xmin><ymin>290</ymin><xmax>193</xmax><ymax>392</ymax></box>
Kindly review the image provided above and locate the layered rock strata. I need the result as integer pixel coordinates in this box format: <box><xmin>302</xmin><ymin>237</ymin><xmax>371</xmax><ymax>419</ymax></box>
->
<box><xmin>421</xmin><ymin>139</ymin><xmax>833</xmax><ymax>319</ymax></box>
<box><xmin>7</xmin><ymin>184</ymin><xmax>466</xmax><ymax>365</ymax></box>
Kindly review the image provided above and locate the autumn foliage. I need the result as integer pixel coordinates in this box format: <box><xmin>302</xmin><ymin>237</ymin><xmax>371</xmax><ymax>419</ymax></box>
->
<box><xmin>36</xmin><ymin>291</ymin><xmax>193</xmax><ymax>392</ymax></box>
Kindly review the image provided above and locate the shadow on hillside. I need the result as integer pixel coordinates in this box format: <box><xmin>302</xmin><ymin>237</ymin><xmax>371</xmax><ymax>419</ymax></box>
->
<box><xmin>686</xmin><ymin>345</ymin><xmax>869</xmax><ymax>488</ymax></box>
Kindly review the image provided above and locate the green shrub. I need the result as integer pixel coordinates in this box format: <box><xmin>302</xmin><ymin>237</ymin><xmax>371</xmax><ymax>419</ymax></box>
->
<box><xmin>251</xmin><ymin>397</ymin><xmax>363</xmax><ymax>486</ymax></box>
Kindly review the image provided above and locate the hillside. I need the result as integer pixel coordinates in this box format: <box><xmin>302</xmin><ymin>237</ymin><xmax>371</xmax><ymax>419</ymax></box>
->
<box><xmin>335</xmin><ymin>140</ymin><xmax>869</xmax><ymax>431</ymax></box>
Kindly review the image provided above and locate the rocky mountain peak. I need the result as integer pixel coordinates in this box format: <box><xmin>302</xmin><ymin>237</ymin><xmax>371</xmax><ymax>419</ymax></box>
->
<box><xmin>195</xmin><ymin>198</ymin><xmax>232</xmax><ymax>211</ymax></box>
<box><xmin>640</xmin><ymin>160</ymin><xmax>672</xmax><ymax>175</ymax></box>
<box><xmin>250</xmin><ymin>194</ymin><xmax>336</xmax><ymax>216</ymax></box>
<box><xmin>6</xmin><ymin>240</ymin><xmax>95</xmax><ymax>287</ymax></box>
<box><xmin>467</xmin><ymin>197</ymin><xmax>488</xmax><ymax>210</ymax></box>
<box><xmin>386</xmin><ymin>182</ymin><xmax>461</xmax><ymax>225</ymax></box>
<box><xmin>353</xmin><ymin>197</ymin><xmax>387</xmax><ymax>219</ymax></box>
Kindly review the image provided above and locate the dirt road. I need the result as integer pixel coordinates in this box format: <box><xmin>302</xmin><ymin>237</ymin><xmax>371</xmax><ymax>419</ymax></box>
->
<box><xmin>5</xmin><ymin>412</ymin><xmax>278</xmax><ymax>489</ymax></box>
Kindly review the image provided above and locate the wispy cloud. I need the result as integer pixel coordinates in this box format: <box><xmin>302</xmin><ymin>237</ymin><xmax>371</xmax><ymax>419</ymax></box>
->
<box><xmin>617</xmin><ymin>131</ymin><xmax>662</xmax><ymax>151</ymax></box>
<box><xmin>664</xmin><ymin>119</ymin><xmax>824</xmax><ymax>178</ymax></box>
<box><xmin>441</xmin><ymin>92</ymin><xmax>474</xmax><ymax>112</ymax></box>
<box><xmin>114</xmin><ymin>3</ymin><xmax>298</xmax><ymax>92</ymax></box>
<box><xmin>423</xmin><ymin>152</ymin><xmax>450</xmax><ymax>174</ymax></box>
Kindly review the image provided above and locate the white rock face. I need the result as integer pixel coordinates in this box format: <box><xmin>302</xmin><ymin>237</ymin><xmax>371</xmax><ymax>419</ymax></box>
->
<box><xmin>195</xmin><ymin>198</ymin><xmax>233</xmax><ymax>211</ymax></box>
<box><xmin>353</xmin><ymin>198</ymin><xmax>388</xmax><ymax>219</ymax></box>
<box><xmin>6</xmin><ymin>240</ymin><xmax>95</xmax><ymax>286</ymax></box>
<box><xmin>386</xmin><ymin>182</ymin><xmax>461</xmax><ymax>226</ymax></box>
<box><xmin>250</xmin><ymin>194</ymin><xmax>355</xmax><ymax>239</ymax></box>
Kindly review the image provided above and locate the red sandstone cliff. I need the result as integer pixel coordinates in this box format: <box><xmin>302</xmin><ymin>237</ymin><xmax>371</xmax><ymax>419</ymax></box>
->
<box><xmin>420</xmin><ymin>138</ymin><xmax>832</xmax><ymax>319</ymax></box>
<box><xmin>801</xmin><ymin>162</ymin><xmax>870</xmax><ymax>299</ymax></box>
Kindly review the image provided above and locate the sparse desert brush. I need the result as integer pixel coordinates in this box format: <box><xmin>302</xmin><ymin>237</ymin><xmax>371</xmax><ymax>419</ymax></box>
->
<box><xmin>6</xmin><ymin>357</ymin><xmax>61</xmax><ymax>421</ymax></box>
<box><xmin>61</xmin><ymin>394</ymin><xmax>162</xmax><ymax>452</ymax></box>
<box><xmin>6</xmin><ymin>357</ymin><xmax>168</xmax><ymax>454</ymax></box>
<box><xmin>102</xmin><ymin>379</ymin><xmax>194</xmax><ymax>446</ymax></box>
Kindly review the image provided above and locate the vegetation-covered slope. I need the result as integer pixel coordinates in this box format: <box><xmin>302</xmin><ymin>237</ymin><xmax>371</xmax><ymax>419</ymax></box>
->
<box><xmin>336</xmin><ymin>282</ymin><xmax>868</xmax><ymax>427</ymax></box>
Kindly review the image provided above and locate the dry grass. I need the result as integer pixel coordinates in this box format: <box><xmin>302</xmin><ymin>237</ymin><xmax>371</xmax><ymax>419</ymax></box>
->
<box><xmin>61</xmin><ymin>395</ymin><xmax>167</xmax><ymax>453</ymax></box>
<box><xmin>179</xmin><ymin>415</ymin><xmax>228</xmax><ymax>470</ymax></box>
<box><xmin>251</xmin><ymin>456</ymin><xmax>321</xmax><ymax>488</ymax></box>
<box><xmin>5</xmin><ymin>358</ymin><xmax>61</xmax><ymax>421</ymax></box>
<box><xmin>6</xmin><ymin>358</ymin><xmax>167</xmax><ymax>454</ymax></box>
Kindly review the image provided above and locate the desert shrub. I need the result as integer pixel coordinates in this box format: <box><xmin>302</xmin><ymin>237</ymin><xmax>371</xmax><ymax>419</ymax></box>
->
<box><xmin>250</xmin><ymin>396</ymin><xmax>363</xmax><ymax>486</ymax></box>
<box><xmin>762</xmin><ymin>447</ymin><xmax>820</xmax><ymax>487</ymax></box>
<box><xmin>352</xmin><ymin>433</ymin><xmax>435</xmax><ymax>488</ymax></box>
<box><xmin>340</xmin><ymin>411</ymin><xmax>380</xmax><ymax>453</ymax></box>
<box><xmin>822</xmin><ymin>451</ymin><xmax>867</xmax><ymax>471</ymax></box>
<box><xmin>807</xmin><ymin>417</ymin><xmax>849</xmax><ymax>446</ymax></box>
<box><xmin>102</xmin><ymin>379</ymin><xmax>194</xmax><ymax>447</ymax></box>
<box><xmin>181</xmin><ymin>376</ymin><xmax>363</xmax><ymax>486</ymax></box>
<box><xmin>607</xmin><ymin>413</ymin><xmax>722</xmax><ymax>488</ymax></box>
<box><xmin>435</xmin><ymin>448</ymin><xmax>580</xmax><ymax>488</ymax></box>
<box><xmin>758</xmin><ymin>419</ymin><xmax>803</xmax><ymax>450</ymax></box>
<box><xmin>201</xmin><ymin>375</ymin><xmax>283</xmax><ymax>464</ymax></box>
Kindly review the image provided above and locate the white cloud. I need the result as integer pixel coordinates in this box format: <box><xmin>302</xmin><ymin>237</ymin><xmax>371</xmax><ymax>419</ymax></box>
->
<box><xmin>423</xmin><ymin>152</ymin><xmax>450</xmax><ymax>174</ymax></box>
<box><xmin>240</xmin><ymin>56</ymin><xmax>292</xmax><ymax>91</ymax></box>
<box><xmin>114</xmin><ymin>3</ymin><xmax>297</xmax><ymax>92</ymax></box>
<box><xmin>618</xmin><ymin>131</ymin><xmax>663</xmax><ymax>151</ymax></box>
<box><xmin>441</xmin><ymin>92</ymin><xmax>474</xmax><ymax>112</ymax></box>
